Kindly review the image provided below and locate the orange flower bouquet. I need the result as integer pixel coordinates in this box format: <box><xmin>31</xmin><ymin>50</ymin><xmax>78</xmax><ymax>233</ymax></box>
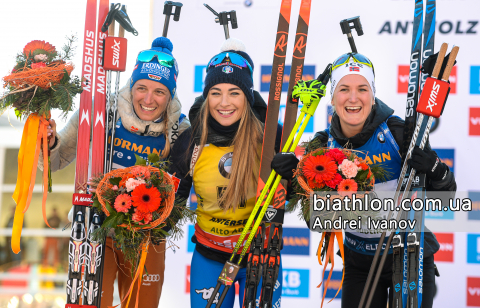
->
<box><xmin>90</xmin><ymin>154</ymin><xmax>186</xmax><ymax>264</ymax></box>
<box><xmin>4</xmin><ymin>37</ymin><xmax>83</xmax><ymax>254</ymax></box>
<box><xmin>288</xmin><ymin>147</ymin><xmax>389</xmax><ymax>306</ymax></box>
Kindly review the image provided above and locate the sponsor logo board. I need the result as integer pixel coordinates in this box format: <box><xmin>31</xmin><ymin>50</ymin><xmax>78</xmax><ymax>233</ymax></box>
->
<box><xmin>433</xmin><ymin>233</ymin><xmax>454</xmax><ymax>262</ymax></box>
<box><xmin>282</xmin><ymin>269</ymin><xmax>309</xmax><ymax>298</ymax></box>
<box><xmin>282</xmin><ymin>227</ymin><xmax>310</xmax><ymax>256</ymax></box>
<box><xmin>470</xmin><ymin>107</ymin><xmax>480</xmax><ymax>136</ymax></box>
<box><xmin>322</xmin><ymin>270</ymin><xmax>343</xmax><ymax>299</ymax></box>
<box><xmin>467</xmin><ymin>234</ymin><xmax>480</xmax><ymax>264</ymax></box>
<box><xmin>467</xmin><ymin>277</ymin><xmax>480</xmax><ymax>307</ymax></box>
<box><xmin>469</xmin><ymin>191</ymin><xmax>480</xmax><ymax>220</ymax></box>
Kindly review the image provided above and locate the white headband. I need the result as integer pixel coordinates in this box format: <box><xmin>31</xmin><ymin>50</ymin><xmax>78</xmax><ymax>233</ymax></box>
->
<box><xmin>330</xmin><ymin>59</ymin><xmax>376</xmax><ymax>97</ymax></box>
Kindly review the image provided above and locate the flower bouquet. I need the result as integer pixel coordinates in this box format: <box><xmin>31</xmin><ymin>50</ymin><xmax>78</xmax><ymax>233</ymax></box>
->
<box><xmin>90</xmin><ymin>154</ymin><xmax>193</xmax><ymax>306</ymax></box>
<box><xmin>288</xmin><ymin>147</ymin><xmax>389</xmax><ymax>306</ymax></box>
<box><xmin>3</xmin><ymin>37</ymin><xmax>83</xmax><ymax>254</ymax></box>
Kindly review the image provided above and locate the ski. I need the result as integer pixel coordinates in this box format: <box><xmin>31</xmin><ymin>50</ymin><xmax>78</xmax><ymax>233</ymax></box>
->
<box><xmin>81</xmin><ymin>0</ymin><xmax>110</xmax><ymax>307</ymax></box>
<box><xmin>66</xmin><ymin>0</ymin><xmax>98</xmax><ymax>306</ymax></box>
<box><xmin>257</xmin><ymin>1</ymin><xmax>312</xmax><ymax>308</ymax></box>
<box><xmin>391</xmin><ymin>1</ymin><xmax>436</xmax><ymax>307</ymax></box>
<box><xmin>205</xmin><ymin>2</ymin><xmax>294</xmax><ymax>307</ymax></box>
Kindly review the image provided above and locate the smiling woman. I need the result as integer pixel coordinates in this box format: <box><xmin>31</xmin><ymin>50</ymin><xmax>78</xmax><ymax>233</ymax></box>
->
<box><xmin>36</xmin><ymin>36</ymin><xmax>190</xmax><ymax>308</ymax></box>
<box><xmin>302</xmin><ymin>52</ymin><xmax>457</xmax><ymax>308</ymax></box>
<box><xmin>169</xmin><ymin>38</ymin><xmax>285</xmax><ymax>308</ymax></box>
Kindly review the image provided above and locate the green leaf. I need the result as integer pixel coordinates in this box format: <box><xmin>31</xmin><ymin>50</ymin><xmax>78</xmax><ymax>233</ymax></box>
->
<box><xmin>109</xmin><ymin>177</ymin><xmax>122</xmax><ymax>186</ymax></box>
<box><xmin>116</xmin><ymin>213</ymin><xmax>125</xmax><ymax>225</ymax></box>
<box><xmin>92</xmin><ymin>199</ymin><xmax>101</xmax><ymax>210</ymax></box>
<box><xmin>356</xmin><ymin>169</ymin><xmax>369</xmax><ymax>182</ymax></box>
<box><xmin>105</xmin><ymin>201</ymin><xmax>115</xmax><ymax>215</ymax></box>
<box><xmin>135</xmin><ymin>154</ymin><xmax>147</xmax><ymax>166</ymax></box>
<box><xmin>103</xmin><ymin>215</ymin><xmax>117</xmax><ymax>229</ymax></box>
<box><xmin>148</xmin><ymin>153</ymin><xmax>160</xmax><ymax>164</ymax></box>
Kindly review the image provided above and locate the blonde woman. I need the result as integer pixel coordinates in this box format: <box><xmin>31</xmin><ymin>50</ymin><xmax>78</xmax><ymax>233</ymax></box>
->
<box><xmin>169</xmin><ymin>38</ymin><xmax>290</xmax><ymax>308</ymax></box>
<box><xmin>41</xmin><ymin>37</ymin><xmax>190</xmax><ymax>307</ymax></box>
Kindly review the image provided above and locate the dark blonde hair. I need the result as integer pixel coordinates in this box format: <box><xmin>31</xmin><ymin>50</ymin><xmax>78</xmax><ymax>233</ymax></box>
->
<box><xmin>194</xmin><ymin>96</ymin><xmax>264</xmax><ymax>211</ymax></box>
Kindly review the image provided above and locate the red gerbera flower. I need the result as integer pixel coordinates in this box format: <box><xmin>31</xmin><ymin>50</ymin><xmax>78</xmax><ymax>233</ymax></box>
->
<box><xmin>337</xmin><ymin>179</ymin><xmax>358</xmax><ymax>197</ymax></box>
<box><xmin>302</xmin><ymin>155</ymin><xmax>338</xmax><ymax>186</ymax></box>
<box><xmin>23</xmin><ymin>40</ymin><xmax>56</xmax><ymax>57</ymax></box>
<box><xmin>131</xmin><ymin>184</ymin><xmax>162</xmax><ymax>213</ymax></box>
<box><xmin>307</xmin><ymin>178</ymin><xmax>325</xmax><ymax>190</ymax></box>
<box><xmin>113</xmin><ymin>194</ymin><xmax>132</xmax><ymax>213</ymax></box>
<box><xmin>324</xmin><ymin>173</ymin><xmax>343</xmax><ymax>189</ymax></box>
<box><xmin>325</xmin><ymin>148</ymin><xmax>346</xmax><ymax>164</ymax></box>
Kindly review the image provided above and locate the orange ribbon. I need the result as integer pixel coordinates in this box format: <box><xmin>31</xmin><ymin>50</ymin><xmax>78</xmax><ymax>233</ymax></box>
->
<box><xmin>11</xmin><ymin>113</ymin><xmax>51</xmax><ymax>254</ymax></box>
<box><xmin>316</xmin><ymin>231</ymin><xmax>345</xmax><ymax>308</ymax></box>
<box><xmin>109</xmin><ymin>236</ymin><xmax>150</xmax><ymax>308</ymax></box>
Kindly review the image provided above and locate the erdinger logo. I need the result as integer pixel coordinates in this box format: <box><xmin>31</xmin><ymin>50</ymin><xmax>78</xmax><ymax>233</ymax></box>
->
<box><xmin>218</xmin><ymin>152</ymin><xmax>233</xmax><ymax>178</ymax></box>
<box><xmin>148</xmin><ymin>74</ymin><xmax>162</xmax><ymax>81</ymax></box>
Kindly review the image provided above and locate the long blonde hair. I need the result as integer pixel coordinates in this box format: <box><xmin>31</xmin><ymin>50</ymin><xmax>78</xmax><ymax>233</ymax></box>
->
<box><xmin>194</xmin><ymin>97</ymin><xmax>264</xmax><ymax>211</ymax></box>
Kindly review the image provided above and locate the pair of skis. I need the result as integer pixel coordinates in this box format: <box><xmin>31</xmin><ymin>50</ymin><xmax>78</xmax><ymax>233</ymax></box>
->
<box><xmin>245</xmin><ymin>1</ymin><xmax>312</xmax><ymax>308</ymax></box>
<box><xmin>205</xmin><ymin>1</ymin><xmax>319</xmax><ymax>307</ymax></box>
<box><xmin>358</xmin><ymin>1</ymin><xmax>459</xmax><ymax>308</ymax></box>
<box><xmin>65</xmin><ymin>1</ymin><xmax>136</xmax><ymax>307</ymax></box>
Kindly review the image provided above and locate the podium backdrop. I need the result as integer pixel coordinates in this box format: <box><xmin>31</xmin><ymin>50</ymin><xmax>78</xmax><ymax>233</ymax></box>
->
<box><xmin>151</xmin><ymin>1</ymin><xmax>480</xmax><ymax>307</ymax></box>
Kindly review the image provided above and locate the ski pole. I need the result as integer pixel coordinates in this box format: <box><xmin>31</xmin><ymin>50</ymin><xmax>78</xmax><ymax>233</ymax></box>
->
<box><xmin>359</xmin><ymin>44</ymin><xmax>458</xmax><ymax>308</ymax></box>
<box><xmin>204</xmin><ymin>3</ymin><xmax>238</xmax><ymax>39</ymax></box>
<box><xmin>339</xmin><ymin>16</ymin><xmax>363</xmax><ymax>53</ymax></box>
<box><xmin>163</xmin><ymin>1</ymin><xmax>183</xmax><ymax>37</ymax></box>
<box><xmin>102</xmin><ymin>5</ymin><xmax>137</xmax><ymax>171</ymax></box>
<box><xmin>205</xmin><ymin>64</ymin><xmax>331</xmax><ymax>308</ymax></box>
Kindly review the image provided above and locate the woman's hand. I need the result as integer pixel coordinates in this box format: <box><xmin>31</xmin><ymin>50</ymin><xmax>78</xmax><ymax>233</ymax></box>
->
<box><xmin>47</xmin><ymin>119</ymin><xmax>57</xmax><ymax>148</ymax></box>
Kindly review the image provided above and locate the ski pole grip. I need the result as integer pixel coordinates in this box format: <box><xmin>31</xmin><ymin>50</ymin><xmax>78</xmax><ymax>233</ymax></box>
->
<box><xmin>101</xmin><ymin>3</ymin><xmax>120</xmax><ymax>33</ymax></box>
<box><xmin>318</xmin><ymin>63</ymin><xmax>332</xmax><ymax>84</ymax></box>
<box><xmin>431</xmin><ymin>43</ymin><xmax>448</xmax><ymax>79</ymax></box>
<box><xmin>441</xmin><ymin>46</ymin><xmax>459</xmax><ymax>81</ymax></box>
